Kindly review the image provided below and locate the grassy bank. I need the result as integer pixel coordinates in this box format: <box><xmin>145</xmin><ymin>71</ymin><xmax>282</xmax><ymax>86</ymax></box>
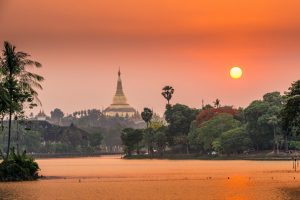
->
<box><xmin>123</xmin><ymin>152</ymin><xmax>299</xmax><ymax>161</ymax></box>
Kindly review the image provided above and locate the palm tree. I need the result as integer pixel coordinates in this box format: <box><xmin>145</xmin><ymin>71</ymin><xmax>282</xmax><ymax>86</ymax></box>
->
<box><xmin>0</xmin><ymin>41</ymin><xmax>44</xmax><ymax>157</ymax></box>
<box><xmin>141</xmin><ymin>107</ymin><xmax>153</xmax><ymax>128</ymax></box>
<box><xmin>161</xmin><ymin>86</ymin><xmax>174</xmax><ymax>105</ymax></box>
<box><xmin>213</xmin><ymin>98</ymin><xmax>221</xmax><ymax>108</ymax></box>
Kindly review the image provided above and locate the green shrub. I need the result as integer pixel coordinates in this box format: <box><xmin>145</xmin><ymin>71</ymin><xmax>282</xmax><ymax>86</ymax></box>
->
<box><xmin>0</xmin><ymin>149</ymin><xmax>40</xmax><ymax>181</ymax></box>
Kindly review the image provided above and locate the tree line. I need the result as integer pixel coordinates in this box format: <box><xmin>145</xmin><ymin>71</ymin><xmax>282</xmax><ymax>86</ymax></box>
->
<box><xmin>121</xmin><ymin>81</ymin><xmax>300</xmax><ymax>157</ymax></box>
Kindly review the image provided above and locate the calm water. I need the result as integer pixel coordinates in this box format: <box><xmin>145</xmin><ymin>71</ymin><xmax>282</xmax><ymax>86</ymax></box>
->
<box><xmin>0</xmin><ymin>156</ymin><xmax>299</xmax><ymax>200</ymax></box>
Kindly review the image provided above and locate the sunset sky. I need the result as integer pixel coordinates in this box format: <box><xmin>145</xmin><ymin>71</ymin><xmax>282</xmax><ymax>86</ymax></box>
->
<box><xmin>1</xmin><ymin>0</ymin><xmax>300</xmax><ymax>116</ymax></box>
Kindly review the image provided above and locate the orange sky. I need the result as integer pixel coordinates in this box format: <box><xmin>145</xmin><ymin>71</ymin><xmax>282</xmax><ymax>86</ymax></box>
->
<box><xmin>0</xmin><ymin>0</ymin><xmax>300</xmax><ymax>115</ymax></box>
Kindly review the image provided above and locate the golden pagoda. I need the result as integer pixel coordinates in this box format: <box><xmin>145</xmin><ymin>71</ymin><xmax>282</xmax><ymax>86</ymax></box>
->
<box><xmin>104</xmin><ymin>69</ymin><xmax>136</xmax><ymax>117</ymax></box>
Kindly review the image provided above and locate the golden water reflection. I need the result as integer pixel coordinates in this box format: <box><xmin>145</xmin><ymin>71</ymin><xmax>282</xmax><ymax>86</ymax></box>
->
<box><xmin>0</xmin><ymin>156</ymin><xmax>298</xmax><ymax>200</ymax></box>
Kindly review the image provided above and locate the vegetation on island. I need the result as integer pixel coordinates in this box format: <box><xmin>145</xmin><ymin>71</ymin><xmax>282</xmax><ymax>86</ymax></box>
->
<box><xmin>0</xmin><ymin>41</ymin><xmax>43</xmax><ymax>181</ymax></box>
<box><xmin>121</xmin><ymin>81</ymin><xmax>300</xmax><ymax>158</ymax></box>
<box><xmin>0</xmin><ymin>148</ymin><xmax>39</xmax><ymax>181</ymax></box>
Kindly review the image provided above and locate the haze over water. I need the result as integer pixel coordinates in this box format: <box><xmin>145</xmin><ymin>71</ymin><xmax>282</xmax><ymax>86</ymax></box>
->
<box><xmin>0</xmin><ymin>156</ymin><xmax>299</xmax><ymax>199</ymax></box>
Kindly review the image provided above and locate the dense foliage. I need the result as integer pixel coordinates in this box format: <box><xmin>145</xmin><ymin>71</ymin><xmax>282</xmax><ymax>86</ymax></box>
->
<box><xmin>121</xmin><ymin>128</ymin><xmax>143</xmax><ymax>156</ymax></box>
<box><xmin>165</xmin><ymin>104</ymin><xmax>199</xmax><ymax>153</ymax></box>
<box><xmin>244</xmin><ymin>92</ymin><xmax>283</xmax><ymax>150</ymax></box>
<box><xmin>196</xmin><ymin>106</ymin><xmax>238</xmax><ymax>125</ymax></box>
<box><xmin>0</xmin><ymin>149</ymin><xmax>39</xmax><ymax>181</ymax></box>
<box><xmin>121</xmin><ymin>81</ymin><xmax>300</xmax><ymax>157</ymax></box>
<box><xmin>214</xmin><ymin>127</ymin><xmax>252</xmax><ymax>155</ymax></box>
<box><xmin>0</xmin><ymin>121</ymin><xmax>103</xmax><ymax>154</ymax></box>
<box><xmin>282</xmin><ymin>80</ymin><xmax>300</xmax><ymax>136</ymax></box>
<box><xmin>189</xmin><ymin>113</ymin><xmax>241</xmax><ymax>152</ymax></box>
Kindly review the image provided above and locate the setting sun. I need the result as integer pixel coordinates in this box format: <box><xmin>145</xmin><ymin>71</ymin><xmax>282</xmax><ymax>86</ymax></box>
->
<box><xmin>230</xmin><ymin>67</ymin><xmax>243</xmax><ymax>79</ymax></box>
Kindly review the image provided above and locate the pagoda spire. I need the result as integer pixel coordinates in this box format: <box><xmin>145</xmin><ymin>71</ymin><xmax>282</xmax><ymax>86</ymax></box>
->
<box><xmin>115</xmin><ymin>67</ymin><xmax>125</xmax><ymax>96</ymax></box>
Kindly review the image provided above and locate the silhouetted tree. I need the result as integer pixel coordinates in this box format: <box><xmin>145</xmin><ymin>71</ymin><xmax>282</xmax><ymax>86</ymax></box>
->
<box><xmin>141</xmin><ymin>107</ymin><xmax>153</xmax><ymax>128</ymax></box>
<box><xmin>161</xmin><ymin>86</ymin><xmax>174</xmax><ymax>105</ymax></box>
<box><xmin>0</xmin><ymin>41</ymin><xmax>43</xmax><ymax>157</ymax></box>
<box><xmin>213</xmin><ymin>99</ymin><xmax>221</xmax><ymax>108</ymax></box>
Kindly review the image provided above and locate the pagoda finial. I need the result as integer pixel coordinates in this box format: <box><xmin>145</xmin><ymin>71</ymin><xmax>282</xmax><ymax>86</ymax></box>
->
<box><xmin>118</xmin><ymin>66</ymin><xmax>121</xmax><ymax>77</ymax></box>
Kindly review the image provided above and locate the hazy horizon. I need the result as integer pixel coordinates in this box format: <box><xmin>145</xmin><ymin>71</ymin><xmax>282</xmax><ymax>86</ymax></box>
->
<box><xmin>1</xmin><ymin>0</ymin><xmax>300</xmax><ymax>116</ymax></box>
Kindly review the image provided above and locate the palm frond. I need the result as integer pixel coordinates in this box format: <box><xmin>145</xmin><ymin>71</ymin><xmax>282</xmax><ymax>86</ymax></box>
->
<box><xmin>15</xmin><ymin>51</ymin><xmax>30</xmax><ymax>59</ymax></box>
<box><xmin>20</xmin><ymin>78</ymin><xmax>43</xmax><ymax>90</ymax></box>
<box><xmin>20</xmin><ymin>59</ymin><xmax>42</xmax><ymax>68</ymax></box>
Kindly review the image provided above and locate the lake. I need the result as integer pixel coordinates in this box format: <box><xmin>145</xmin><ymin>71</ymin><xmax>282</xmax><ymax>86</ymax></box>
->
<box><xmin>0</xmin><ymin>156</ymin><xmax>299</xmax><ymax>199</ymax></box>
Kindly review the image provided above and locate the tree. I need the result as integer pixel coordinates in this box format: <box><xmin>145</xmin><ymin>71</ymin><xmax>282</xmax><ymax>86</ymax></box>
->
<box><xmin>161</xmin><ymin>86</ymin><xmax>174</xmax><ymax>105</ymax></box>
<box><xmin>50</xmin><ymin>108</ymin><xmax>64</xmax><ymax>124</ymax></box>
<box><xmin>154</xmin><ymin>126</ymin><xmax>168</xmax><ymax>157</ymax></box>
<box><xmin>149</xmin><ymin>118</ymin><xmax>165</xmax><ymax>130</ymax></box>
<box><xmin>263</xmin><ymin>92</ymin><xmax>283</xmax><ymax>106</ymax></box>
<box><xmin>147</xmin><ymin>118</ymin><xmax>166</xmax><ymax>156</ymax></box>
<box><xmin>165</xmin><ymin>104</ymin><xmax>198</xmax><ymax>153</ymax></box>
<box><xmin>89</xmin><ymin>131</ymin><xmax>103</xmax><ymax>149</ymax></box>
<box><xmin>189</xmin><ymin>113</ymin><xmax>241</xmax><ymax>152</ymax></box>
<box><xmin>21</xmin><ymin>130</ymin><xmax>42</xmax><ymax>153</ymax></box>
<box><xmin>215</xmin><ymin>127</ymin><xmax>252</xmax><ymax>155</ymax></box>
<box><xmin>285</xmin><ymin>80</ymin><xmax>300</xmax><ymax>97</ymax></box>
<box><xmin>196</xmin><ymin>106</ymin><xmax>238</xmax><ymax>126</ymax></box>
<box><xmin>187</xmin><ymin>121</ymin><xmax>199</xmax><ymax>151</ymax></box>
<box><xmin>213</xmin><ymin>99</ymin><xmax>221</xmax><ymax>108</ymax></box>
<box><xmin>244</xmin><ymin>92</ymin><xmax>283</xmax><ymax>151</ymax></box>
<box><xmin>143</xmin><ymin>128</ymin><xmax>155</xmax><ymax>155</ymax></box>
<box><xmin>267</xmin><ymin>115</ymin><xmax>281</xmax><ymax>154</ymax></box>
<box><xmin>0</xmin><ymin>41</ymin><xmax>43</xmax><ymax>157</ymax></box>
<box><xmin>282</xmin><ymin>80</ymin><xmax>300</xmax><ymax>149</ymax></box>
<box><xmin>121</xmin><ymin>128</ymin><xmax>143</xmax><ymax>156</ymax></box>
<box><xmin>245</xmin><ymin>101</ymin><xmax>272</xmax><ymax>150</ymax></box>
<box><xmin>141</xmin><ymin>107</ymin><xmax>153</xmax><ymax>128</ymax></box>
<box><xmin>60</xmin><ymin>123</ymin><xmax>89</xmax><ymax>151</ymax></box>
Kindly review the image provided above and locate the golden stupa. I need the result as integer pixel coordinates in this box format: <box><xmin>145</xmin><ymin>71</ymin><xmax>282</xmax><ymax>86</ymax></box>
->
<box><xmin>104</xmin><ymin>69</ymin><xmax>136</xmax><ymax>117</ymax></box>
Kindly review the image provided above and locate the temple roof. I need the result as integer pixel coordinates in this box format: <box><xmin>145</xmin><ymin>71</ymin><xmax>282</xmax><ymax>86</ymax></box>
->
<box><xmin>104</xmin><ymin>106</ymin><xmax>136</xmax><ymax>113</ymax></box>
<box><xmin>36</xmin><ymin>110</ymin><xmax>47</xmax><ymax>117</ymax></box>
<box><xmin>104</xmin><ymin>69</ymin><xmax>137</xmax><ymax>115</ymax></box>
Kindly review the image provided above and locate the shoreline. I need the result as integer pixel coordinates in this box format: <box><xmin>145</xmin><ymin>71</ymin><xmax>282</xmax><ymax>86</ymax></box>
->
<box><xmin>122</xmin><ymin>153</ymin><xmax>299</xmax><ymax>161</ymax></box>
<box><xmin>29</xmin><ymin>152</ymin><xmax>122</xmax><ymax>159</ymax></box>
<box><xmin>27</xmin><ymin>153</ymin><xmax>298</xmax><ymax>161</ymax></box>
